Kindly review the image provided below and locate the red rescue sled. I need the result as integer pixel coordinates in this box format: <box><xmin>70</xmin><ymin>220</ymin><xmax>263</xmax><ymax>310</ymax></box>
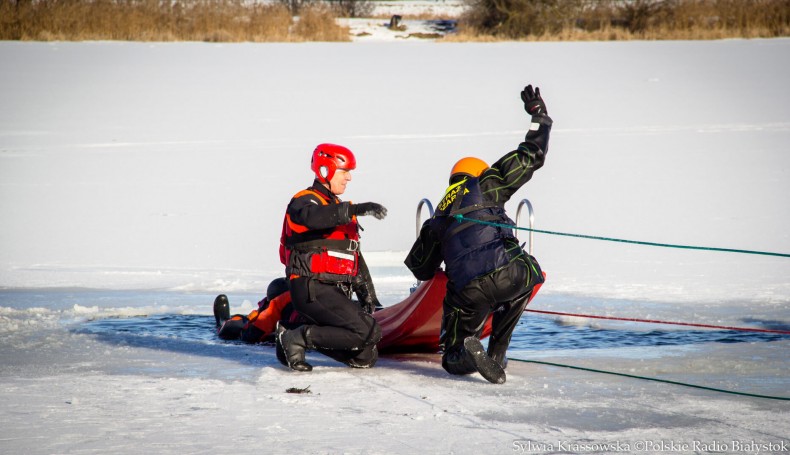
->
<box><xmin>373</xmin><ymin>270</ymin><xmax>545</xmax><ymax>354</ymax></box>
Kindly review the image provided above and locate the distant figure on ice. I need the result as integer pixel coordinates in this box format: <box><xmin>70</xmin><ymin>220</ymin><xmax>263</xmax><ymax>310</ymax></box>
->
<box><xmin>213</xmin><ymin>277</ymin><xmax>300</xmax><ymax>343</ymax></box>
<box><xmin>404</xmin><ymin>85</ymin><xmax>551</xmax><ymax>384</ymax></box>
<box><xmin>276</xmin><ymin>143</ymin><xmax>387</xmax><ymax>372</ymax></box>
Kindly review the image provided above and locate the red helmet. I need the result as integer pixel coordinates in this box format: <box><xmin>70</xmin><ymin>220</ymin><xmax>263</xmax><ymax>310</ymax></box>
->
<box><xmin>311</xmin><ymin>143</ymin><xmax>357</xmax><ymax>183</ymax></box>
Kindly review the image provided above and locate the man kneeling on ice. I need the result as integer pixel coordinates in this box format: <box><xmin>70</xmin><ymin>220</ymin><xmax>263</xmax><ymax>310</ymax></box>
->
<box><xmin>276</xmin><ymin>143</ymin><xmax>387</xmax><ymax>372</ymax></box>
<box><xmin>404</xmin><ymin>84</ymin><xmax>551</xmax><ymax>384</ymax></box>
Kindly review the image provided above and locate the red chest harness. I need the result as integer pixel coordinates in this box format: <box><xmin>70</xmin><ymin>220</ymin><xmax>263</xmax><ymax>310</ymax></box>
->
<box><xmin>280</xmin><ymin>188</ymin><xmax>360</xmax><ymax>282</ymax></box>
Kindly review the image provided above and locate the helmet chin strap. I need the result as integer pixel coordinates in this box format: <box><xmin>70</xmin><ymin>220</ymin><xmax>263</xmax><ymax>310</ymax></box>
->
<box><xmin>317</xmin><ymin>167</ymin><xmax>334</xmax><ymax>192</ymax></box>
<box><xmin>317</xmin><ymin>167</ymin><xmax>333</xmax><ymax>190</ymax></box>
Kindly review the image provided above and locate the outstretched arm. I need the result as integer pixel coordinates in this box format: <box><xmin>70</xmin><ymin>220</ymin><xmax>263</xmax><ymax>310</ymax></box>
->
<box><xmin>288</xmin><ymin>194</ymin><xmax>387</xmax><ymax>232</ymax></box>
<box><xmin>480</xmin><ymin>85</ymin><xmax>553</xmax><ymax>204</ymax></box>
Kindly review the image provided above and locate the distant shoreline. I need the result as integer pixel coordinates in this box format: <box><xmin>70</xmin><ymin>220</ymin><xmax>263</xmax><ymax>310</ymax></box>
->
<box><xmin>2</xmin><ymin>0</ymin><xmax>787</xmax><ymax>43</ymax></box>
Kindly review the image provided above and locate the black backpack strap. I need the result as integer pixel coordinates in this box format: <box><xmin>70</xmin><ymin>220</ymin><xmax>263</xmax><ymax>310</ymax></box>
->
<box><xmin>290</xmin><ymin>238</ymin><xmax>359</xmax><ymax>253</ymax></box>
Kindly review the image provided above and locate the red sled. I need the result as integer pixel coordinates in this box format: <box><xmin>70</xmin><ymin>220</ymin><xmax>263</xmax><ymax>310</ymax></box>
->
<box><xmin>373</xmin><ymin>270</ymin><xmax>545</xmax><ymax>354</ymax></box>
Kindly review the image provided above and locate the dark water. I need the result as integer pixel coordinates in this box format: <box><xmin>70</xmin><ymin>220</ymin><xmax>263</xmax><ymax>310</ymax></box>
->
<box><xmin>79</xmin><ymin>313</ymin><xmax>789</xmax><ymax>351</ymax></box>
<box><xmin>509</xmin><ymin>317</ymin><xmax>788</xmax><ymax>351</ymax></box>
<box><xmin>79</xmin><ymin>314</ymin><xmax>219</xmax><ymax>343</ymax></box>
<box><xmin>3</xmin><ymin>287</ymin><xmax>786</xmax><ymax>352</ymax></box>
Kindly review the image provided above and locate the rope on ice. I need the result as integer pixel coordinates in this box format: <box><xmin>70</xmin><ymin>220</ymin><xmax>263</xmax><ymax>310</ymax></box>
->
<box><xmin>507</xmin><ymin>357</ymin><xmax>790</xmax><ymax>401</ymax></box>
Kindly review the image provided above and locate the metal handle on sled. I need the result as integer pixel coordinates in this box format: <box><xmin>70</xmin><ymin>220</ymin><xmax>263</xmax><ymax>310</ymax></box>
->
<box><xmin>516</xmin><ymin>199</ymin><xmax>534</xmax><ymax>255</ymax></box>
<box><xmin>410</xmin><ymin>198</ymin><xmax>435</xmax><ymax>293</ymax></box>
<box><xmin>416</xmin><ymin>197</ymin><xmax>533</xmax><ymax>252</ymax></box>
<box><xmin>415</xmin><ymin>198</ymin><xmax>434</xmax><ymax>238</ymax></box>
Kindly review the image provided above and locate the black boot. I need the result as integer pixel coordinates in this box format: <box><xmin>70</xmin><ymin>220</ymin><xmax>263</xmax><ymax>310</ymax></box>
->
<box><xmin>488</xmin><ymin>350</ymin><xmax>509</xmax><ymax>370</ymax></box>
<box><xmin>464</xmin><ymin>337</ymin><xmax>506</xmax><ymax>384</ymax></box>
<box><xmin>486</xmin><ymin>340</ymin><xmax>509</xmax><ymax>370</ymax></box>
<box><xmin>442</xmin><ymin>346</ymin><xmax>478</xmax><ymax>375</ymax></box>
<box><xmin>213</xmin><ymin>294</ymin><xmax>230</xmax><ymax>328</ymax></box>
<box><xmin>274</xmin><ymin>322</ymin><xmax>288</xmax><ymax>367</ymax></box>
<box><xmin>276</xmin><ymin>324</ymin><xmax>313</xmax><ymax>372</ymax></box>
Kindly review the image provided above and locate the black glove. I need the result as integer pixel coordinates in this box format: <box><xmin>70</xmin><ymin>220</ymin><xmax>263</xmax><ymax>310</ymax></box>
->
<box><xmin>353</xmin><ymin>254</ymin><xmax>381</xmax><ymax>314</ymax></box>
<box><xmin>521</xmin><ymin>85</ymin><xmax>548</xmax><ymax>116</ymax></box>
<box><xmin>352</xmin><ymin>202</ymin><xmax>387</xmax><ymax>220</ymax></box>
<box><xmin>359</xmin><ymin>294</ymin><xmax>381</xmax><ymax>315</ymax></box>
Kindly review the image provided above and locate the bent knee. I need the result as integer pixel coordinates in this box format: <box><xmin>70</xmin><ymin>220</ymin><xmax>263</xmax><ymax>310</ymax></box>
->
<box><xmin>349</xmin><ymin>346</ymin><xmax>378</xmax><ymax>369</ymax></box>
<box><xmin>351</xmin><ymin>313</ymin><xmax>381</xmax><ymax>349</ymax></box>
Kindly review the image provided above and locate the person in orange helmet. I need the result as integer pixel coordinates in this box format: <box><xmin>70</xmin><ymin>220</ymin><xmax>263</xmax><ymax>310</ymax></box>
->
<box><xmin>405</xmin><ymin>85</ymin><xmax>551</xmax><ymax>384</ymax></box>
<box><xmin>276</xmin><ymin>143</ymin><xmax>387</xmax><ymax>372</ymax></box>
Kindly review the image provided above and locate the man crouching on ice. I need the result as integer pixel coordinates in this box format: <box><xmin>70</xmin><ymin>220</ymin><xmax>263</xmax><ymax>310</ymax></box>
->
<box><xmin>277</xmin><ymin>143</ymin><xmax>387</xmax><ymax>372</ymax></box>
<box><xmin>404</xmin><ymin>85</ymin><xmax>551</xmax><ymax>384</ymax></box>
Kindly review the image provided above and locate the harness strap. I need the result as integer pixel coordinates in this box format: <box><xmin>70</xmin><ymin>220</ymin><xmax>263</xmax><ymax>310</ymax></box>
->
<box><xmin>447</xmin><ymin>201</ymin><xmax>500</xmax><ymax>217</ymax></box>
<box><xmin>290</xmin><ymin>238</ymin><xmax>359</xmax><ymax>252</ymax></box>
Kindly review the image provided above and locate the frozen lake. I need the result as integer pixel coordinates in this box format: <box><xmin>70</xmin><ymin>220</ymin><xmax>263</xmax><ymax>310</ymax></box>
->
<box><xmin>1</xmin><ymin>39</ymin><xmax>789</xmax><ymax>453</ymax></box>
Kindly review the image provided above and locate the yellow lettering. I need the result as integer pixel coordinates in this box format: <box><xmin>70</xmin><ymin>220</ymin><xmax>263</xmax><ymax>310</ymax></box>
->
<box><xmin>438</xmin><ymin>186</ymin><xmax>462</xmax><ymax>211</ymax></box>
<box><xmin>437</xmin><ymin>180</ymin><xmax>467</xmax><ymax>212</ymax></box>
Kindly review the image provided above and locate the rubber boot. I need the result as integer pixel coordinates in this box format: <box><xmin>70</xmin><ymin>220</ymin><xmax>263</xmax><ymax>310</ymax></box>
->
<box><xmin>463</xmin><ymin>336</ymin><xmax>506</xmax><ymax>384</ymax></box>
<box><xmin>442</xmin><ymin>346</ymin><xmax>478</xmax><ymax>375</ymax></box>
<box><xmin>488</xmin><ymin>352</ymin><xmax>509</xmax><ymax>370</ymax></box>
<box><xmin>276</xmin><ymin>324</ymin><xmax>313</xmax><ymax>372</ymax></box>
<box><xmin>213</xmin><ymin>294</ymin><xmax>230</xmax><ymax>328</ymax></box>
<box><xmin>274</xmin><ymin>322</ymin><xmax>288</xmax><ymax>367</ymax></box>
<box><xmin>486</xmin><ymin>342</ymin><xmax>509</xmax><ymax>370</ymax></box>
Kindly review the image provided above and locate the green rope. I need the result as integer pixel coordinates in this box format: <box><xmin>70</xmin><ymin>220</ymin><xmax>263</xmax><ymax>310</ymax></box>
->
<box><xmin>451</xmin><ymin>213</ymin><xmax>790</xmax><ymax>399</ymax></box>
<box><xmin>453</xmin><ymin>214</ymin><xmax>790</xmax><ymax>258</ymax></box>
<box><xmin>508</xmin><ymin>357</ymin><xmax>790</xmax><ymax>401</ymax></box>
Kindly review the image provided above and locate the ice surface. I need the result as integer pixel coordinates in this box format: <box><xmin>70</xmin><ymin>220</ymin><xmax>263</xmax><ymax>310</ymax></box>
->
<box><xmin>1</xmin><ymin>37</ymin><xmax>789</xmax><ymax>453</ymax></box>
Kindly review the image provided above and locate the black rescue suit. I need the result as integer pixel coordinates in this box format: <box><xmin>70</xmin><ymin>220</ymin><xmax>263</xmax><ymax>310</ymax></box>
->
<box><xmin>405</xmin><ymin>114</ymin><xmax>552</xmax><ymax>375</ymax></box>
<box><xmin>280</xmin><ymin>180</ymin><xmax>382</xmax><ymax>368</ymax></box>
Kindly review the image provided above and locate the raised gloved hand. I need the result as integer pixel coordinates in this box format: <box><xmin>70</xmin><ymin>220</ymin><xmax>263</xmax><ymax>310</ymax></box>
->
<box><xmin>352</xmin><ymin>202</ymin><xmax>387</xmax><ymax>220</ymax></box>
<box><xmin>521</xmin><ymin>85</ymin><xmax>548</xmax><ymax>116</ymax></box>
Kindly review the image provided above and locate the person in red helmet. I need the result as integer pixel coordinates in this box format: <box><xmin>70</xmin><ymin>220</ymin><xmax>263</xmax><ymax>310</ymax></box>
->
<box><xmin>405</xmin><ymin>85</ymin><xmax>551</xmax><ymax>384</ymax></box>
<box><xmin>276</xmin><ymin>143</ymin><xmax>387</xmax><ymax>372</ymax></box>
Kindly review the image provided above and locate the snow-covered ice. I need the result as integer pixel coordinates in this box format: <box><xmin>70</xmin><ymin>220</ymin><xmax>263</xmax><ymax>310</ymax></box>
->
<box><xmin>1</xmin><ymin>37</ymin><xmax>789</xmax><ymax>454</ymax></box>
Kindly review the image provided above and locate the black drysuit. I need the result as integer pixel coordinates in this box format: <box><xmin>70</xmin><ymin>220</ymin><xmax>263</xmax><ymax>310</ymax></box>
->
<box><xmin>405</xmin><ymin>113</ymin><xmax>552</xmax><ymax>374</ymax></box>
<box><xmin>283</xmin><ymin>181</ymin><xmax>382</xmax><ymax>368</ymax></box>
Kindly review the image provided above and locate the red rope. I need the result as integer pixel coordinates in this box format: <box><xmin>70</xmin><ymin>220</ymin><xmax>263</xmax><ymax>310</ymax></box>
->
<box><xmin>525</xmin><ymin>309</ymin><xmax>790</xmax><ymax>335</ymax></box>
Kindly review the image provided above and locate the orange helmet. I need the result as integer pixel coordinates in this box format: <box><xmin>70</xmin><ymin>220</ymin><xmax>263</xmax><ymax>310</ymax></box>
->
<box><xmin>450</xmin><ymin>157</ymin><xmax>488</xmax><ymax>179</ymax></box>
